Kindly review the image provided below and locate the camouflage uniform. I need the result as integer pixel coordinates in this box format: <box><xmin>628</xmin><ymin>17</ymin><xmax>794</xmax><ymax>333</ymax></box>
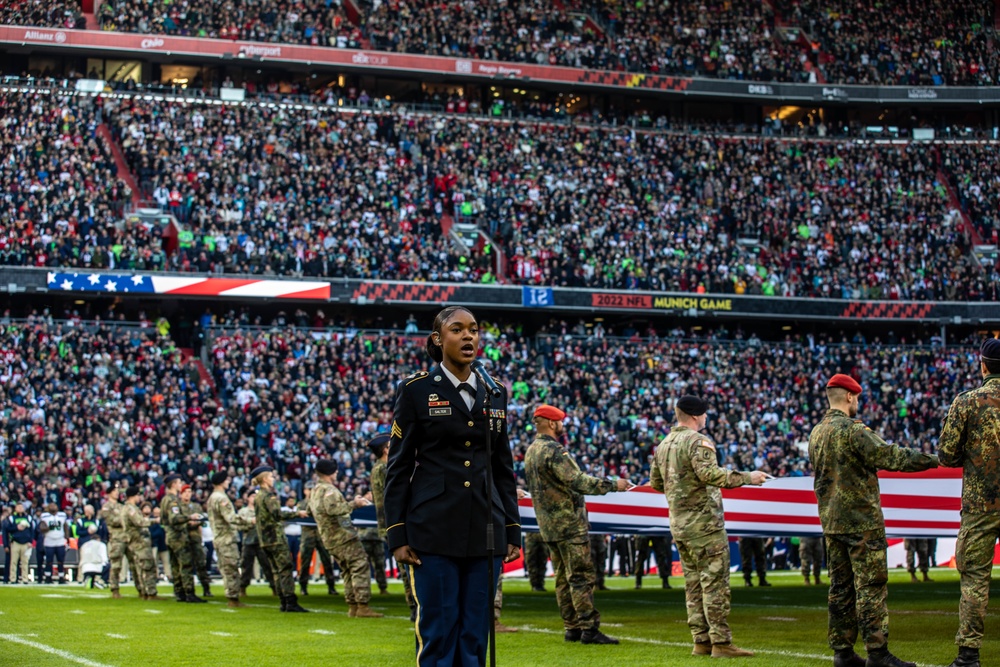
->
<box><xmin>370</xmin><ymin>457</ymin><xmax>414</xmax><ymax>612</ymax></box>
<box><xmin>650</xmin><ymin>426</ymin><xmax>752</xmax><ymax>646</ymax></box>
<box><xmin>99</xmin><ymin>497</ymin><xmax>129</xmax><ymax>593</ymax></box>
<box><xmin>309</xmin><ymin>480</ymin><xmax>372</xmax><ymax>607</ymax></box>
<box><xmin>238</xmin><ymin>504</ymin><xmax>276</xmax><ymax>592</ymax></box>
<box><xmin>904</xmin><ymin>539</ymin><xmax>930</xmax><ymax>578</ymax></box>
<box><xmin>121</xmin><ymin>502</ymin><xmax>158</xmax><ymax>597</ymax></box>
<box><xmin>254</xmin><ymin>488</ymin><xmax>296</xmax><ymax>598</ymax></box>
<box><xmin>186</xmin><ymin>500</ymin><xmax>211</xmax><ymax>592</ymax></box>
<box><xmin>295</xmin><ymin>497</ymin><xmax>337</xmax><ymax>592</ymax></box>
<box><xmin>160</xmin><ymin>492</ymin><xmax>196</xmax><ymax>599</ymax></box>
<box><xmin>800</xmin><ymin>536</ymin><xmax>824</xmax><ymax>583</ymax></box>
<box><xmin>524</xmin><ymin>532</ymin><xmax>550</xmax><ymax>590</ymax></box>
<box><xmin>206</xmin><ymin>489</ymin><xmax>252</xmax><ymax>600</ymax></box>
<box><xmin>938</xmin><ymin>375</ymin><xmax>1000</xmax><ymax>650</ymax></box>
<box><xmin>810</xmin><ymin>408</ymin><xmax>938</xmax><ymax>653</ymax></box>
<box><xmin>524</xmin><ymin>433</ymin><xmax>616</xmax><ymax>632</ymax></box>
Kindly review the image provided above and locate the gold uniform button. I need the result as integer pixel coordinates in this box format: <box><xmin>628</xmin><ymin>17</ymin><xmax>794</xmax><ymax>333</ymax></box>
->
<box><xmin>467</xmin><ymin>421</ymin><xmax>474</xmax><ymax>427</ymax></box>
<box><xmin>465</xmin><ymin>441</ymin><xmax>471</xmax><ymax>447</ymax></box>
<box><xmin>464</xmin><ymin>461</ymin><xmax>471</xmax><ymax>467</ymax></box>
<box><xmin>464</xmin><ymin>481</ymin><xmax>471</xmax><ymax>488</ymax></box>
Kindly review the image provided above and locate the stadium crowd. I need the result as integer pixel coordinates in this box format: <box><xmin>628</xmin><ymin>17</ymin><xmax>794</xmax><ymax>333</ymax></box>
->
<box><xmin>778</xmin><ymin>0</ymin><xmax>998</xmax><ymax>86</ymax></box>
<box><xmin>5</xmin><ymin>0</ymin><xmax>996</xmax><ymax>86</ymax></box>
<box><xmin>0</xmin><ymin>313</ymin><xmax>981</xmax><ymax>536</ymax></box>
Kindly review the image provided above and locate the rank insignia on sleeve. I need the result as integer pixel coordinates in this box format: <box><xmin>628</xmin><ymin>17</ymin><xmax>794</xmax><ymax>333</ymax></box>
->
<box><xmin>391</xmin><ymin>421</ymin><xmax>402</xmax><ymax>438</ymax></box>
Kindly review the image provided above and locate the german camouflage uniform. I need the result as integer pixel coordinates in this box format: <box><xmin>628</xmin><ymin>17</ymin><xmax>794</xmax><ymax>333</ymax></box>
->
<box><xmin>800</xmin><ymin>536</ymin><xmax>824</xmax><ymax>582</ymax></box>
<box><xmin>309</xmin><ymin>480</ymin><xmax>372</xmax><ymax>606</ymax></box>
<box><xmin>650</xmin><ymin>426</ymin><xmax>752</xmax><ymax>645</ymax></box>
<box><xmin>99</xmin><ymin>498</ymin><xmax>130</xmax><ymax>592</ymax></box>
<box><xmin>938</xmin><ymin>375</ymin><xmax>1000</xmax><ymax>649</ymax></box>
<box><xmin>295</xmin><ymin>498</ymin><xmax>337</xmax><ymax>591</ymax></box>
<box><xmin>238</xmin><ymin>505</ymin><xmax>275</xmax><ymax>592</ymax></box>
<box><xmin>121</xmin><ymin>502</ymin><xmax>158</xmax><ymax>596</ymax></box>
<box><xmin>160</xmin><ymin>492</ymin><xmax>196</xmax><ymax>598</ymax></box>
<box><xmin>206</xmin><ymin>490</ymin><xmax>252</xmax><ymax>600</ymax></box>
<box><xmin>369</xmin><ymin>458</ymin><xmax>413</xmax><ymax>609</ymax></box>
<box><xmin>186</xmin><ymin>501</ymin><xmax>211</xmax><ymax>592</ymax></box>
<box><xmin>635</xmin><ymin>535</ymin><xmax>672</xmax><ymax>587</ymax></box>
<box><xmin>254</xmin><ymin>489</ymin><xmax>296</xmax><ymax>598</ymax></box>
<box><xmin>524</xmin><ymin>433</ymin><xmax>616</xmax><ymax>631</ymax></box>
<box><xmin>904</xmin><ymin>539</ymin><xmax>930</xmax><ymax>577</ymax></box>
<box><xmin>810</xmin><ymin>408</ymin><xmax>938</xmax><ymax>653</ymax></box>
<box><xmin>524</xmin><ymin>532</ymin><xmax>550</xmax><ymax>590</ymax></box>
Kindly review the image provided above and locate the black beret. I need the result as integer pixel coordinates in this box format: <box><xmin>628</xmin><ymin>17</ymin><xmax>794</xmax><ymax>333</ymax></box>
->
<box><xmin>244</xmin><ymin>486</ymin><xmax>260</xmax><ymax>497</ymax></box>
<box><xmin>163</xmin><ymin>473</ymin><xmax>181</xmax><ymax>488</ymax></box>
<box><xmin>125</xmin><ymin>486</ymin><xmax>141</xmax><ymax>498</ymax></box>
<box><xmin>249</xmin><ymin>465</ymin><xmax>274</xmax><ymax>480</ymax></box>
<box><xmin>676</xmin><ymin>395</ymin><xmax>708</xmax><ymax>417</ymax></box>
<box><xmin>210</xmin><ymin>471</ymin><xmax>228</xmax><ymax>486</ymax></box>
<box><xmin>315</xmin><ymin>459</ymin><xmax>338</xmax><ymax>476</ymax></box>
<box><xmin>982</xmin><ymin>338</ymin><xmax>1000</xmax><ymax>361</ymax></box>
<box><xmin>367</xmin><ymin>434</ymin><xmax>390</xmax><ymax>455</ymax></box>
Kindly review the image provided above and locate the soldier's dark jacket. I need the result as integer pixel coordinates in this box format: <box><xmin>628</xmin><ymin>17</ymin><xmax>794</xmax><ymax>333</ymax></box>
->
<box><xmin>938</xmin><ymin>375</ymin><xmax>1000</xmax><ymax>514</ymax></box>
<box><xmin>650</xmin><ymin>426</ymin><xmax>750</xmax><ymax>542</ymax></box>
<box><xmin>810</xmin><ymin>408</ymin><xmax>938</xmax><ymax>534</ymax></box>
<box><xmin>254</xmin><ymin>489</ymin><xmax>285</xmax><ymax>548</ymax></box>
<box><xmin>524</xmin><ymin>433</ymin><xmax>616</xmax><ymax>542</ymax></box>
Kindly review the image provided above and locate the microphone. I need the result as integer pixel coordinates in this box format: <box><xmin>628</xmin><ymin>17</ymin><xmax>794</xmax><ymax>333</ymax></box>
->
<box><xmin>471</xmin><ymin>359</ymin><xmax>501</xmax><ymax>396</ymax></box>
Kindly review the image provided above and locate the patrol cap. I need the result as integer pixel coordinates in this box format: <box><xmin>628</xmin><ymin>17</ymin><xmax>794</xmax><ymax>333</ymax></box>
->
<box><xmin>249</xmin><ymin>465</ymin><xmax>274</xmax><ymax>479</ymax></box>
<box><xmin>676</xmin><ymin>395</ymin><xmax>708</xmax><ymax>417</ymax></box>
<box><xmin>163</xmin><ymin>473</ymin><xmax>182</xmax><ymax>488</ymax></box>
<box><xmin>981</xmin><ymin>338</ymin><xmax>1000</xmax><ymax>362</ymax></box>
<box><xmin>125</xmin><ymin>486</ymin><xmax>141</xmax><ymax>498</ymax></box>
<box><xmin>316</xmin><ymin>460</ymin><xmax>338</xmax><ymax>476</ymax></box>
<box><xmin>210</xmin><ymin>471</ymin><xmax>228</xmax><ymax>486</ymax></box>
<box><xmin>367</xmin><ymin>433</ymin><xmax>390</xmax><ymax>456</ymax></box>
<box><xmin>534</xmin><ymin>404</ymin><xmax>566</xmax><ymax>421</ymax></box>
<box><xmin>826</xmin><ymin>373</ymin><xmax>862</xmax><ymax>395</ymax></box>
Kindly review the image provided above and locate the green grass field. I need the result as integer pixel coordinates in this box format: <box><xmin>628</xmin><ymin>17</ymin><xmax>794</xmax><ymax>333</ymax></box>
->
<box><xmin>0</xmin><ymin>569</ymin><xmax>994</xmax><ymax>666</ymax></box>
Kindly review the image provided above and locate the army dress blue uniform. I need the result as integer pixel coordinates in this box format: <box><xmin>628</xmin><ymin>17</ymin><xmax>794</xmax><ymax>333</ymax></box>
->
<box><xmin>385</xmin><ymin>366</ymin><xmax>520</xmax><ymax>667</ymax></box>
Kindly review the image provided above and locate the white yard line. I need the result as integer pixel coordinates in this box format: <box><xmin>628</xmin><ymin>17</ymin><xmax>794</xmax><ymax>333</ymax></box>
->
<box><xmin>0</xmin><ymin>634</ymin><xmax>115</xmax><ymax>667</ymax></box>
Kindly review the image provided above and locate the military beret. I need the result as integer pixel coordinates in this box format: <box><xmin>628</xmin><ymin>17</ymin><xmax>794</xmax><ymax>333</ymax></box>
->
<box><xmin>163</xmin><ymin>473</ymin><xmax>181</xmax><ymax>488</ymax></box>
<box><xmin>125</xmin><ymin>485</ymin><xmax>141</xmax><ymax>498</ymax></box>
<box><xmin>315</xmin><ymin>459</ymin><xmax>338</xmax><ymax>476</ymax></box>
<box><xmin>676</xmin><ymin>395</ymin><xmax>708</xmax><ymax>417</ymax></box>
<box><xmin>210</xmin><ymin>471</ymin><xmax>228</xmax><ymax>486</ymax></box>
<box><xmin>367</xmin><ymin>433</ymin><xmax>390</xmax><ymax>455</ymax></box>
<box><xmin>534</xmin><ymin>404</ymin><xmax>566</xmax><ymax>421</ymax></box>
<box><xmin>826</xmin><ymin>373</ymin><xmax>862</xmax><ymax>395</ymax></box>
<box><xmin>245</xmin><ymin>486</ymin><xmax>260</xmax><ymax>497</ymax></box>
<box><xmin>179</xmin><ymin>484</ymin><xmax>191</xmax><ymax>493</ymax></box>
<box><xmin>249</xmin><ymin>465</ymin><xmax>274</xmax><ymax>480</ymax></box>
<box><xmin>981</xmin><ymin>338</ymin><xmax>1000</xmax><ymax>362</ymax></box>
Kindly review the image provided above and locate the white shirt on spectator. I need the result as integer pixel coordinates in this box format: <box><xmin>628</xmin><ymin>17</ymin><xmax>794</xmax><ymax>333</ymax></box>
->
<box><xmin>79</xmin><ymin>539</ymin><xmax>109</xmax><ymax>575</ymax></box>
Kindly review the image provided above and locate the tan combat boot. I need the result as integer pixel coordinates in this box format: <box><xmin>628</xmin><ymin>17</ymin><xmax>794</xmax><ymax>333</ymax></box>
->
<box><xmin>692</xmin><ymin>642</ymin><xmax>712</xmax><ymax>656</ymax></box>
<box><xmin>494</xmin><ymin>621</ymin><xmax>518</xmax><ymax>633</ymax></box>
<box><xmin>353</xmin><ymin>604</ymin><xmax>383</xmax><ymax>618</ymax></box>
<box><xmin>348</xmin><ymin>604</ymin><xmax>358</xmax><ymax>617</ymax></box>
<box><xmin>111</xmin><ymin>590</ymin><xmax>121</xmax><ymax>599</ymax></box>
<box><xmin>711</xmin><ymin>643</ymin><xmax>755</xmax><ymax>658</ymax></box>
<box><xmin>228</xmin><ymin>598</ymin><xmax>247</xmax><ymax>608</ymax></box>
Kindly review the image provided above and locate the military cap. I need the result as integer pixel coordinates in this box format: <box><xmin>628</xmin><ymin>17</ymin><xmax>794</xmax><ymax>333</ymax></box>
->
<box><xmin>676</xmin><ymin>395</ymin><xmax>708</xmax><ymax>416</ymax></box>
<box><xmin>367</xmin><ymin>433</ymin><xmax>390</xmax><ymax>455</ymax></box>
<box><xmin>315</xmin><ymin>459</ymin><xmax>338</xmax><ymax>476</ymax></box>
<box><xmin>163</xmin><ymin>473</ymin><xmax>182</xmax><ymax>488</ymax></box>
<box><xmin>249</xmin><ymin>465</ymin><xmax>274</xmax><ymax>479</ymax></box>
<box><xmin>826</xmin><ymin>373</ymin><xmax>862</xmax><ymax>395</ymax></box>
<box><xmin>210</xmin><ymin>471</ymin><xmax>228</xmax><ymax>486</ymax></box>
<box><xmin>534</xmin><ymin>404</ymin><xmax>566</xmax><ymax>421</ymax></box>
<box><xmin>981</xmin><ymin>338</ymin><xmax>1000</xmax><ymax>361</ymax></box>
<box><xmin>245</xmin><ymin>486</ymin><xmax>260</xmax><ymax>497</ymax></box>
<box><xmin>125</xmin><ymin>485</ymin><xmax>141</xmax><ymax>498</ymax></box>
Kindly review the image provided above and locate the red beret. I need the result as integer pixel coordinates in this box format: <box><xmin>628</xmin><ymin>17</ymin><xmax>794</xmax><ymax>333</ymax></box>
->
<box><xmin>534</xmin><ymin>404</ymin><xmax>567</xmax><ymax>421</ymax></box>
<box><xmin>179</xmin><ymin>484</ymin><xmax>192</xmax><ymax>493</ymax></box>
<box><xmin>826</xmin><ymin>373</ymin><xmax>862</xmax><ymax>395</ymax></box>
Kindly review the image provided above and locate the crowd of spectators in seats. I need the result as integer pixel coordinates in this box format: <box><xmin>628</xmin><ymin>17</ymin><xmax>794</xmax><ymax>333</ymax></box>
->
<box><xmin>0</xmin><ymin>311</ymin><xmax>978</xmax><ymax>528</ymax></box>
<box><xmin>0</xmin><ymin>0</ymin><xmax>85</xmax><ymax>29</ymax></box>
<box><xmin>3</xmin><ymin>0</ymin><xmax>997</xmax><ymax>86</ymax></box>
<box><xmin>0</xmin><ymin>89</ymin><xmax>995</xmax><ymax>300</ymax></box>
<box><xmin>776</xmin><ymin>0</ymin><xmax>998</xmax><ymax>86</ymax></box>
<box><xmin>96</xmin><ymin>0</ymin><xmax>363</xmax><ymax>47</ymax></box>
